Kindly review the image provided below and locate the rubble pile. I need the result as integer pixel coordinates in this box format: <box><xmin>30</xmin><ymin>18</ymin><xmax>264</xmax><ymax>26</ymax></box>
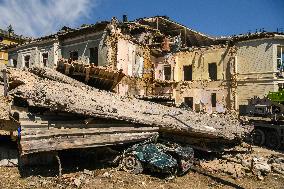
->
<box><xmin>199</xmin><ymin>145</ymin><xmax>284</xmax><ymax>180</ymax></box>
<box><xmin>4</xmin><ymin>67</ymin><xmax>248</xmax><ymax>141</ymax></box>
<box><xmin>0</xmin><ymin>96</ymin><xmax>9</xmax><ymax>120</ymax></box>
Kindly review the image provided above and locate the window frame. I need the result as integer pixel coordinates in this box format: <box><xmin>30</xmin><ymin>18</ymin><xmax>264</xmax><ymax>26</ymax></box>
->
<box><xmin>277</xmin><ymin>46</ymin><xmax>284</xmax><ymax>71</ymax></box>
<box><xmin>89</xmin><ymin>47</ymin><xmax>98</xmax><ymax>66</ymax></box>
<box><xmin>24</xmin><ymin>55</ymin><xmax>30</xmax><ymax>68</ymax></box>
<box><xmin>69</xmin><ymin>51</ymin><xmax>79</xmax><ymax>61</ymax></box>
<box><xmin>163</xmin><ymin>65</ymin><xmax>172</xmax><ymax>81</ymax></box>
<box><xmin>211</xmin><ymin>93</ymin><xmax>217</xmax><ymax>108</ymax></box>
<box><xmin>184</xmin><ymin>97</ymin><xmax>194</xmax><ymax>109</ymax></box>
<box><xmin>208</xmin><ymin>62</ymin><xmax>217</xmax><ymax>81</ymax></box>
<box><xmin>183</xmin><ymin>65</ymin><xmax>193</xmax><ymax>81</ymax></box>
<box><xmin>41</xmin><ymin>52</ymin><xmax>48</xmax><ymax>67</ymax></box>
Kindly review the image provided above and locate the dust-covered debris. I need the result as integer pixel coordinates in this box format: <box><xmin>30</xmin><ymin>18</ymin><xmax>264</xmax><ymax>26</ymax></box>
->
<box><xmin>4</xmin><ymin>67</ymin><xmax>248</xmax><ymax>141</ymax></box>
<box><xmin>199</xmin><ymin>144</ymin><xmax>284</xmax><ymax>181</ymax></box>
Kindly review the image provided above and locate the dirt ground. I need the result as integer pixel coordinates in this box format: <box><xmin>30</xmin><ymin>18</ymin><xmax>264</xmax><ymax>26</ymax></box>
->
<box><xmin>0</xmin><ymin>165</ymin><xmax>283</xmax><ymax>189</ymax></box>
<box><xmin>0</xmin><ymin>145</ymin><xmax>283</xmax><ymax>189</ymax></box>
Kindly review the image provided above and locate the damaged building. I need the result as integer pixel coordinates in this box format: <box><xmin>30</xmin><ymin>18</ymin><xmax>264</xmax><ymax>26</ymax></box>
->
<box><xmin>6</xmin><ymin>16</ymin><xmax>284</xmax><ymax>114</ymax></box>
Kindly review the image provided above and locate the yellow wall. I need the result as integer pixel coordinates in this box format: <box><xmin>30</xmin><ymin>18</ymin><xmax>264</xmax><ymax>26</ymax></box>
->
<box><xmin>169</xmin><ymin>47</ymin><xmax>232</xmax><ymax>113</ymax></box>
<box><xmin>174</xmin><ymin>47</ymin><xmax>228</xmax><ymax>81</ymax></box>
<box><xmin>0</xmin><ymin>37</ymin><xmax>19</xmax><ymax>64</ymax></box>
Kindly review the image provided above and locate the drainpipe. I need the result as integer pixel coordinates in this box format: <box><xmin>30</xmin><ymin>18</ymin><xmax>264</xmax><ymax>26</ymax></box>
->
<box><xmin>234</xmin><ymin>56</ymin><xmax>238</xmax><ymax>110</ymax></box>
<box><xmin>156</xmin><ymin>17</ymin><xmax>159</xmax><ymax>30</ymax></box>
<box><xmin>201</xmin><ymin>54</ymin><xmax>205</xmax><ymax>79</ymax></box>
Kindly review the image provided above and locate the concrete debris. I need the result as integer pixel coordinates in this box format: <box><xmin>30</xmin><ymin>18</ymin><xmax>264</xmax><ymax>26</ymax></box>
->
<box><xmin>101</xmin><ymin>172</ymin><xmax>112</xmax><ymax>178</ymax></box>
<box><xmin>83</xmin><ymin>169</ymin><xmax>94</xmax><ymax>176</ymax></box>
<box><xmin>0</xmin><ymin>95</ymin><xmax>10</xmax><ymax>121</ymax></box>
<box><xmin>269</xmin><ymin>155</ymin><xmax>284</xmax><ymax>175</ymax></box>
<box><xmin>199</xmin><ymin>145</ymin><xmax>284</xmax><ymax>180</ymax></box>
<box><xmin>73</xmin><ymin>178</ymin><xmax>82</xmax><ymax>188</ymax></box>
<box><xmin>252</xmin><ymin>157</ymin><xmax>271</xmax><ymax>179</ymax></box>
<box><xmin>5</xmin><ymin>67</ymin><xmax>247</xmax><ymax>141</ymax></box>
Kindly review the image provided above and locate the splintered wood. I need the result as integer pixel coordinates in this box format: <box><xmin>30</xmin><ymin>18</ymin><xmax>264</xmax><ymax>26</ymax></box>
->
<box><xmin>20</xmin><ymin>118</ymin><xmax>159</xmax><ymax>155</ymax></box>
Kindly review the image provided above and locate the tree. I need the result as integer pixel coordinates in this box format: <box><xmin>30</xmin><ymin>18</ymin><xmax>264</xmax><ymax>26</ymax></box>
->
<box><xmin>7</xmin><ymin>25</ymin><xmax>14</xmax><ymax>36</ymax></box>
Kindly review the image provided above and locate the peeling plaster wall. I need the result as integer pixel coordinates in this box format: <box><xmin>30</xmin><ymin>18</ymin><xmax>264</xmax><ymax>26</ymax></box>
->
<box><xmin>153</xmin><ymin>54</ymin><xmax>176</xmax><ymax>81</ymax></box>
<box><xmin>235</xmin><ymin>38</ymin><xmax>284</xmax><ymax>109</ymax></box>
<box><xmin>117</xmin><ymin>38</ymin><xmax>144</xmax><ymax>77</ymax></box>
<box><xmin>151</xmin><ymin>47</ymin><xmax>231</xmax><ymax>113</ymax></box>
<box><xmin>60</xmin><ymin>31</ymin><xmax>108</xmax><ymax>66</ymax></box>
<box><xmin>116</xmin><ymin>38</ymin><xmax>150</xmax><ymax>96</ymax></box>
<box><xmin>174</xmin><ymin>81</ymin><xmax>228</xmax><ymax>113</ymax></box>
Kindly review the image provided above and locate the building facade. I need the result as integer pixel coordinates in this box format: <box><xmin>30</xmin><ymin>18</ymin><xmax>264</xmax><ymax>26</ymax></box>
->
<box><xmin>232</xmin><ymin>33</ymin><xmax>284</xmax><ymax>113</ymax></box>
<box><xmin>8</xmin><ymin>16</ymin><xmax>284</xmax><ymax>114</ymax></box>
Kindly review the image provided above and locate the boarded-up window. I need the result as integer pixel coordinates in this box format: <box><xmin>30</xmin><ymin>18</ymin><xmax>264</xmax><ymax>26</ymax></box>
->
<box><xmin>164</xmin><ymin>65</ymin><xmax>171</xmax><ymax>80</ymax></box>
<box><xmin>208</xmin><ymin>63</ymin><xmax>217</xmax><ymax>81</ymax></box>
<box><xmin>184</xmin><ymin>65</ymin><xmax>192</xmax><ymax>81</ymax></box>
<box><xmin>211</xmin><ymin>93</ymin><xmax>216</xmax><ymax>107</ymax></box>
<box><xmin>70</xmin><ymin>51</ymin><xmax>78</xmax><ymax>61</ymax></box>
<box><xmin>89</xmin><ymin>47</ymin><xmax>98</xmax><ymax>66</ymax></box>
<box><xmin>24</xmin><ymin>55</ymin><xmax>30</xmax><ymax>68</ymax></box>
<box><xmin>184</xmin><ymin>97</ymin><xmax>193</xmax><ymax>109</ymax></box>
<box><xmin>42</xmin><ymin>53</ymin><xmax>48</xmax><ymax>67</ymax></box>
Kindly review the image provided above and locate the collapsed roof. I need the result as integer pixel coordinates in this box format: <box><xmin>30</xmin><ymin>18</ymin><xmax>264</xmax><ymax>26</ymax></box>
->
<box><xmin>136</xmin><ymin>16</ymin><xmax>216</xmax><ymax>47</ymax></box>
<box><xmin>8</xmin><ymin>16</ymin><xmax>226</xmax><ymax>51</ymax></box>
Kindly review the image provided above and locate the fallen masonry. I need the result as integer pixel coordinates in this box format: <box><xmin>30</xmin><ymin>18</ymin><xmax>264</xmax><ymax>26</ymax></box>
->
<box><xmin>2</xmin><ymin>67</ymin><xmax>251</xmax><ymax>152</ymax></box>
<box><xmin>1</xmin><ymin>66</ymin><xmax>284</xmax><ymax>184</ymax></box>
<box><xmin>0</xmin><ymin>67</ymin><xmax>255</xmax><ymax>178</ymax></box>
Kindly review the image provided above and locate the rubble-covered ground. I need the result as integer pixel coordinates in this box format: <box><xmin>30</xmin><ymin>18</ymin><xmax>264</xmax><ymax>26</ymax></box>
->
<box><xmin>0</xmin><ymin>144</ymin><xmax>283</xmax><ymax>189</ymax></box>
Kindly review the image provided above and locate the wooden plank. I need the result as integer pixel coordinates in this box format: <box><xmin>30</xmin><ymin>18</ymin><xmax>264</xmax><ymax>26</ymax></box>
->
<box><xmin>21</xmin><ymin>126</ymin><xmax>159</xmax><ymax>139</ymax></box>
<box><xmin>20</xmin><ymin>132</ymin><xmax>158</xmax><ymax>155</ymax></box>
<box><xmin>20</xmin><ymin>120</ymin><xmax>144</xmax><ymax>129</ymax></box>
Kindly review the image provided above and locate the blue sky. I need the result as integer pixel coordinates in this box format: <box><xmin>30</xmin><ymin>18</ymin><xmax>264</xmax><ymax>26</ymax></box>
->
<box><xmin>0</xmin><ymin>0</ymin><xmax>283</xmax><ymax>37</ymax></box>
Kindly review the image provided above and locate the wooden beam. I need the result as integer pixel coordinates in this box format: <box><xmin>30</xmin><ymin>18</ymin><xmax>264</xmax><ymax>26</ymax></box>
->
<box><xmin>20</xmin><ymin>132</ymin><xmax>158</xmax><ymax>155</ymax></box>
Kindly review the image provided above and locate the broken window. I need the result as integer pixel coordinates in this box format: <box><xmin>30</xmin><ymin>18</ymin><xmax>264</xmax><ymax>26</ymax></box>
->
<box><xmin>184</xmin><ymin>97</ymin><xmax>193</xmax><ymax>109</ymax></box>
<box><xmin>277</xmin><ymin>46</ymin><xmax>284</xmax><ymax>71</ymax></box>
<box><xmin>163</xmin><ymin>65</ymin><xmax>171</xmax><ymax>80</ymax></box>
<box><xmin>13</xmin><ymin>59</ymin><xmax>17</xmax><ymax>68</ymax></box>
<box><xmin>89</xmin><ymin>47</ymin><xmax>98</xmax><ymax>66</ymax></box>
<box><xmin>183</xmin><ymin>65</ymin><xmax>192</xmax><ymax>81</ymax></box>
<box><xmin>70</xmin><ymin>51</ymin><xmax>78</xmax><ymax>61</ymax></box>
<box><xmin>24</xmin><ymin>55</ymin><xmax>30</xmax><ymax>68</ymax></box>
<box><xmin>208</xmin><ymin>63</ymin><xmax>217</xmax><ymax>81</ymax></box>
<box><xmin>42</xmin><ymin>53</ymin><xmax>48</xmax><ymax>67</ymax></box>
<box><xmin>211</xmin><ymin>93</ymin><xmax>217</xmax><ymax>107</ymax></box>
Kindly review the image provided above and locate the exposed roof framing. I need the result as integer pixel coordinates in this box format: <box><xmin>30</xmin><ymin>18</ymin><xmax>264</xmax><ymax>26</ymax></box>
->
<box><xmin>136</xmin><ymin>16</ymin><xmax>216</xmax><ymax>47</ymax></box>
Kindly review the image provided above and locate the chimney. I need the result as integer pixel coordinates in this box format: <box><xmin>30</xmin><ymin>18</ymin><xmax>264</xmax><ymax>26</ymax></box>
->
<box><xmin>123</xmin><ymin>15</ymin><xmax>128</xmax><ymax>23</ymax></box>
